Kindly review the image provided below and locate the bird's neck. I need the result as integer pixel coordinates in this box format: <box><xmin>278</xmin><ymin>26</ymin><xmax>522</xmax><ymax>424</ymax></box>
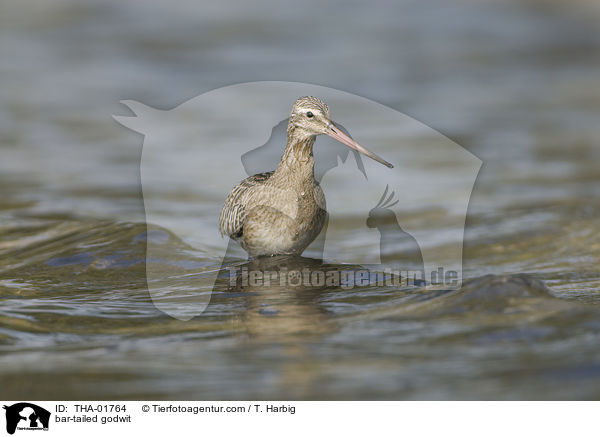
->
<box><xmin>275</xmin><ymin>132</ymin><xmax>316</xmax><ymax>181</ymax></box>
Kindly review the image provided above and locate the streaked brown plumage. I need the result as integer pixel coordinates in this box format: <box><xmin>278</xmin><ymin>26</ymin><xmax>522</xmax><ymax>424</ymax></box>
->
<box><xmin>219</xmin><ymin>96</ymin><xmax>392</xmax><ymax>257</ymax></box>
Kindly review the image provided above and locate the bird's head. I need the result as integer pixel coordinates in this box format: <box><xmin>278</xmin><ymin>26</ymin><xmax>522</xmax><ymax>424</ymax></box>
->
<box><xmin>288</xmin><ymin>96</ymin><xmax>393</xmax><ymax>168</ymax></box>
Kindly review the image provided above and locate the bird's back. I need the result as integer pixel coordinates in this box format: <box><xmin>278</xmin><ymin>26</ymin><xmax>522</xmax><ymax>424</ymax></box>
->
<box><xmin>219</xmin><ymin>171</ymin><xmax>274</xmax><ymax>239</ymax></box>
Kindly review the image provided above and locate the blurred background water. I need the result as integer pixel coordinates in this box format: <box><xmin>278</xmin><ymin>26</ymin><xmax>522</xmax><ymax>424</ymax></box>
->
<box><xmin>1</xmin><ymin>0</ymin><xmax>600</xmax><ymax>399</ymax></box>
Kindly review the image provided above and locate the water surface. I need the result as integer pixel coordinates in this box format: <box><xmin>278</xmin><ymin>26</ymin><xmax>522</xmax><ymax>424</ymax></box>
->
<box><xmin>1</xmin><ymin>0</ymin><xmax>600</xmax><ymax>399</ymax></box>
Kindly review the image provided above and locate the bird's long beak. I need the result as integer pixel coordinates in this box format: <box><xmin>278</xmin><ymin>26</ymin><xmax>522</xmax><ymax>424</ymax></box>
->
<box><xmin>325</xmin><ymin>122</ymin><xmax>393</xmax><ymax>168</ymax></box>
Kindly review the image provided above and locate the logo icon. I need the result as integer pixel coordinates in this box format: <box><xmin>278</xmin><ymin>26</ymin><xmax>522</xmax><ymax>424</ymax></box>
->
<box><xmin>114</xmin><ymin>82</ymin><xmax>481</xmax><ymax>320</ymax></box>
<box><xmin>3</xmin><ymin>403</ymin><xmax>50</xmax><ymax>435</ymax></box>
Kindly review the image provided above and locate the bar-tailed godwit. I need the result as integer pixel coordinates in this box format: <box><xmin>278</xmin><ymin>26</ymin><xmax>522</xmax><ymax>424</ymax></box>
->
<box><xmin>219</xmin><ymin>96</ymin><xmax>393</xmax><ymax>257</ymax></box>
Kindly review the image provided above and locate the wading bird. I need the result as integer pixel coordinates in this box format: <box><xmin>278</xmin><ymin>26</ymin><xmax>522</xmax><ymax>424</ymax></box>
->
<box><xmin>219</xmin><ymin>96</ymin><xmax>393</xmax><ymax>257</ymax></box>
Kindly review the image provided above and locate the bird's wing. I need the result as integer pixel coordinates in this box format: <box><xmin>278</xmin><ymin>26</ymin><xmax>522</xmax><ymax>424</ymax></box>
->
<box><xmin>219</xmin><ymin>171</ymin><xmax>274</xmax><ymax>239</ymax></box>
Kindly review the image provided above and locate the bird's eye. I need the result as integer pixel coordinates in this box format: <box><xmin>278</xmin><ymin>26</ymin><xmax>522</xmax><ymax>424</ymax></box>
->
<box><xmin>306</xmin><ymin>111</ymin><xmax>314</xmax><ymax>118</ymax></box>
